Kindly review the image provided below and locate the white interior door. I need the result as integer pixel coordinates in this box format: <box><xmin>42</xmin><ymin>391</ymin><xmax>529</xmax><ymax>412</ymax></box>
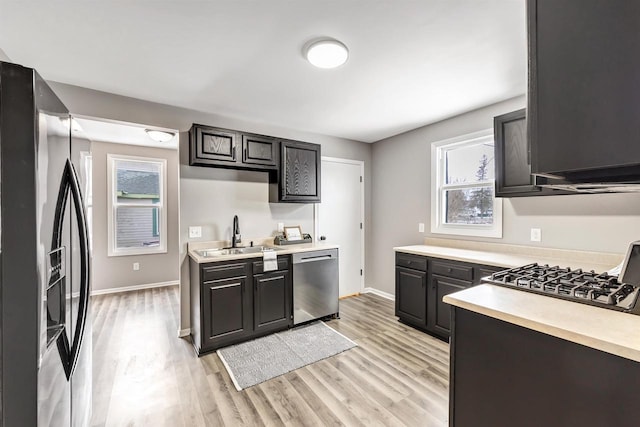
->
<box><xmin>316</xmin><ymin>158</ymin><xmax>364</xmax><ymax>297</ymax></box>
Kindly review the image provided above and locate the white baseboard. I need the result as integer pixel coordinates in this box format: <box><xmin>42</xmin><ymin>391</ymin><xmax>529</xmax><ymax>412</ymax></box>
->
<box><xmin>362</xmin><ymin>287</ymin><xmax>395</xmax><ymax>301</ymax></box>
<box><xmin>91</xmin><ymin>280</ymin><xmax>179</xmax><ymax>296</ymax></box>
<box><xmin>178</xmin><ymin>328</ymin><xmax>191</xmax><ymax>338</ymax></box>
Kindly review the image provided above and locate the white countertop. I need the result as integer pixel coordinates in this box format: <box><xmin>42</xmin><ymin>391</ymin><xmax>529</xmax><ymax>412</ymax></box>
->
<box><xmin>188</xmin><ymin>240</ymin><xmax>339</xmax><ymax>264</ymax></box>
<box><xmin>444</xmin><ymin>284</ymin><xmax>640</xmax><ymax>363</ymax></box>
<box><xmin>394</xmin><ymin>244</ymin><xmax>622</xmax><ymax>272</ymax></box>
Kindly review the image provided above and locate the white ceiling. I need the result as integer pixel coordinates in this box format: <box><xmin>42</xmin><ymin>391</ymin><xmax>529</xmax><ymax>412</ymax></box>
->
<box><xmin>0</xmin><ymin>1</ymin><xmax>526</xmax><ymax>143</ymax></box>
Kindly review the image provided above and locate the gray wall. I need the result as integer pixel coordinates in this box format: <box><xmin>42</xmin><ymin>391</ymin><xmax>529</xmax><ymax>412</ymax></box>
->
<box><xmin>91</xmin><ymin>141</ymin><xmax>180</xmax><ymax>292</ymax></box>
<box><xmin>50</xmin><ymin>82</ymin><xmax>372</xmax><ymax>333</ymax></box>
<box><xmin>370</xmin><ymin>94</ymin><xmax>640</xmax><ymax>295</ymax></box>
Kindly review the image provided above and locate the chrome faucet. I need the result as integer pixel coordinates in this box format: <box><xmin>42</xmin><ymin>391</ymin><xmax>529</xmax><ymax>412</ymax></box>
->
<box><xmin>232</xmin><ymin>215</ymin><xmax>242</xmax><ymax>248</ymax></box>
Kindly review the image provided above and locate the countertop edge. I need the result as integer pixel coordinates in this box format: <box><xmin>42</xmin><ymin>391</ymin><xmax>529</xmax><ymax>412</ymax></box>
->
<box><xmin>394</xmin><ymin>245</ymin><xmax>621</xmax><ymax>272</ymax></box>
<box><xmin>444</xmin><ymin>285</ymin><xmax>640</xmax><ymax>363</ymax></box>
<box><xmin>188</xmin><ymin>243</ymin><xmax>340</xmax><ymax>264</ymax></box>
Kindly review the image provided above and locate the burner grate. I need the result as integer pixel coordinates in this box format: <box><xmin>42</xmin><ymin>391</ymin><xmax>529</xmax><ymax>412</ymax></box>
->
<box><xmin>484</xmin><ymin>263</ymin><xmax>640</xmax><ymax>315</ymax></box>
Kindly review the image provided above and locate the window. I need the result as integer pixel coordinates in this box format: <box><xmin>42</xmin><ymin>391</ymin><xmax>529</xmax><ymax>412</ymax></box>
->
<box><xmin>430</xmin><ymin>129</ymin><xmax>502</xmax><ymax>238</ymax></box>
<box><xmin>108</xmin><ymin>155</ymin><xmax>167</xmax><ymax>256</ymax></box>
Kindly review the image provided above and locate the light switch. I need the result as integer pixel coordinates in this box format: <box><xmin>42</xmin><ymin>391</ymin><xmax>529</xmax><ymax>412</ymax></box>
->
<box><xmin>133</xmin><ymin>262</ymin><xmax>140</xmax><ymax>271</ymax></box>
<box><xmin>189</xmin><ymin>226</ymin><xmax>202</xmax><ymax>238</ymax></box>
<box><xmin>418</xmin><ymin>223</ymin><xmax>425</xmax><ymax>233</ymax></box>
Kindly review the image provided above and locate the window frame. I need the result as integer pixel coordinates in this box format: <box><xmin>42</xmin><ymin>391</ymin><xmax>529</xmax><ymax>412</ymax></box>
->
<box><xmin>107</xmin><ymin>154</ymin><xmax>168</xmax><ymax>256</ymax></box>
<box><xmin>430</xmin><ymin>129</ymin><xmax>503</xmax><ymax>238</ymax></box>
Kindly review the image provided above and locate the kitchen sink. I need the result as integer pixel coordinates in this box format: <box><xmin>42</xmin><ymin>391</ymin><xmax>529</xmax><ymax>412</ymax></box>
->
<box><xmin>196</xmin><ymin>246</ymin><xmax>282</xmax><ymax>257</ymax></box>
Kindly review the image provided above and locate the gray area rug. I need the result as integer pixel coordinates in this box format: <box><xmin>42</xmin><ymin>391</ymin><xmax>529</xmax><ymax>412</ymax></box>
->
<box><xmin>217</xmin><ymin>321</ymin><xmax>357</xmax><ymax>391</ymax></box>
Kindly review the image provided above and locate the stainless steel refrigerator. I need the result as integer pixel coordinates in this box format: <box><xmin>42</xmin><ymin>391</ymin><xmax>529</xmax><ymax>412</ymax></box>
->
<box><xmin>0</xmin><ymin>61</ymin><xmax>92</xmax><ymax>426</ymax></box>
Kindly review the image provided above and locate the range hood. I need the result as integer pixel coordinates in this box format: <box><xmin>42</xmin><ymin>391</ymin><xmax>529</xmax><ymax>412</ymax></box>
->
<box><xmin>533</xmin><ymin>166</ymin><xmax>640</xmax><ymax>194</ymax></box>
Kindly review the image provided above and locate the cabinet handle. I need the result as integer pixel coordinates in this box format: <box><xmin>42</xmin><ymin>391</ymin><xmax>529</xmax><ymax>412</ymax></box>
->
<box><xmin>233</xmin><ymin>144</ymin><xmax>237</xmax><ymax>160</ymax></box>
<box><xmin>243</xmin><ymin>148</ymin><xmax>247</xmax><ymax>161</ymax></box>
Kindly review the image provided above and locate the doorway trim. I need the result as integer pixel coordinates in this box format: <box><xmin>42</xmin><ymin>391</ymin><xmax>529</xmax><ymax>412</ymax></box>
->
<box><xmin>314</xmin><ymin>156</ymin><xmax>365</xmax><ymax>294</ymax></box>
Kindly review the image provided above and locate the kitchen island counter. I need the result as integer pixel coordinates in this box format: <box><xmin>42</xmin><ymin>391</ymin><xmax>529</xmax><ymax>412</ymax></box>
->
<box><xmin>444</xmin><ymin>284</ymin><xmax>640</xmax><ymax>362</ymax></box>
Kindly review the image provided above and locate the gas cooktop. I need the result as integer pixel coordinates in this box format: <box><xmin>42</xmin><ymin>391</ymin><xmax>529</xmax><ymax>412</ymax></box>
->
<box><xmin>483</xmin><ymin>263</ymin><xmax>640</xmax><ymax>315</ymax></box>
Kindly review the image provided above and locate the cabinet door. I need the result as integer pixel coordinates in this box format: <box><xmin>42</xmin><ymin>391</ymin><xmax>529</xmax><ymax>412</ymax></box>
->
<box><xmin>279</xmin><ymin>140</ymin><xmax>321</xmax><ymax>202</ymax></box>
<box><xmin>190</xmin><ymin>125</ymin><xmax>240</xmax><ymax>167</ymax></box>
<box><xmin>201</xmin><ymin>276</ymin><xmax>252</xmax><ymax>350</ymax></box>
<box><xmin>529</xmin><ymin>1</ymin><xmax>640</xmax><ymax>176</ymax></box>
<box><xmin>494</xmin><ymin>109</ymin><xmax>540</xmax><ymax>196</ymax></box>
<box><xmin>395</xmin><ymin>266</ymin><xmax>427</xmax><ymax>327</ymax></box>
<box><xmin>254</xmin><ymin>269</ymin><xmax>292</xmax><ymax>334</ymax></box>
<box><xmin>428</xmin><ymin>274</ymin><xmax>471</xmax><ymax>338</ymax></box>
<box><xmin>242</xmin><ymin>134</ymin><xmax>277</xmax><ymax>168</ymax></box>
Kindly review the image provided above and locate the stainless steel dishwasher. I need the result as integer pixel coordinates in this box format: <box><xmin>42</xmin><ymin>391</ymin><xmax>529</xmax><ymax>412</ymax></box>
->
<box><xmin>292</xmin><ymin>248</ymin><xmax>339</xmax><ymax>325</ymax></box>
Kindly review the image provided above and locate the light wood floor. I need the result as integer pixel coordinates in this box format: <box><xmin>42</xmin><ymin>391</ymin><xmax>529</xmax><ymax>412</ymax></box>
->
<box><xmin>90</xmin><ymin>286</ymin><xmax>449</xmax><ymax>427</ymax></box>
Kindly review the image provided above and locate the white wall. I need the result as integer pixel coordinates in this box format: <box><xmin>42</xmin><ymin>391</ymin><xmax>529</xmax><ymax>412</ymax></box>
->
<box><xmin>91</xmin><ymin>141</ymin><xmax>180</xmax><ymax>292</ymax></box>
<box><xmin>370</xmin><ymin>95</ymin><xmax>640</xmax><ymax>295</ymax></box>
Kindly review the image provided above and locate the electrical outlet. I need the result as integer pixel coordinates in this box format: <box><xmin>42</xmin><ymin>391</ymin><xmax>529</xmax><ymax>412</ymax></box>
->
<box><xmin>189</xmin><ymin>226</ymin><xmax>202</xmax><ymax>238</ymax></box>
<box><xmin>530</xmin><ymin>228</ymin><xmax>541</xmax><ymax>242</ymax></box>
<box><xmin>277</xmin><ymin>223</ymin><xmax>284</xmax><ymax>232</ymax></box>
<box><xmin>133</xmin><ymin>262</ymin><xmax>140</xmax><ymax>271</ymax></box>
<box><xmin>418</xmin><ymin>223</ymin><xmax>425</xmax><ymax>233</ymax></box>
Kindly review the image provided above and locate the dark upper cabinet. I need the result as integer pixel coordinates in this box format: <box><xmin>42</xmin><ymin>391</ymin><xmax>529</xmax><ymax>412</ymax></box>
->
<box><xmin>242</xmin><ymin>133</ymin><xmax>277</xmax><ymax>168</ymax></box>
<box><xmin>528</xmin><ymin>0</ymin><xmax>640</xmax><ymax>178</ymax></box>
<box><xmin>189</xmin><ymin>124</ymin><xmax>277</xmax><ymax>171</ymax></box>
<box><xmin>495</xmin><ymin>109</ymin><xmax>571</xmax><ymax>197</ymax></box>
<box><xmin>190</xmin><ymin>125</ymin><xmax>240</xmax><ymax>167</ymax></box>
<box><xmin>270</xmin><ymin>140</ymin><xmax>321</xmax><ymax>203</ymax></box>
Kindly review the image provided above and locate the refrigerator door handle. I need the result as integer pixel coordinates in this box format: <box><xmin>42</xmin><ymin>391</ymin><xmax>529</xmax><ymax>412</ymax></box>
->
<box><xmin>67</xmin><ymin>159</ymin><xmax>91</xmax><ymax>377</ymax></box>
<box><xmin>52</xmin><ymin>159</ymin><xmax>91</xmax><ymax>379</ymax></box>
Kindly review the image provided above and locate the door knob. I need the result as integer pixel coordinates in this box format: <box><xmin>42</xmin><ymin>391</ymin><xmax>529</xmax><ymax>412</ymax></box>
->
<box><xmin>320</xmin><ymin>236</ymin><xmax>326</xmax><ymax>241</ymax></box>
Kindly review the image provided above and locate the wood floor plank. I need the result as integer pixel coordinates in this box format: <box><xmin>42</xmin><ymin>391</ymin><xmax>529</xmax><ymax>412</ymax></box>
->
<box><xmin>90</xmin><ymin>287</ymin><xmax>450</xmax><ymax>426</ymax></box>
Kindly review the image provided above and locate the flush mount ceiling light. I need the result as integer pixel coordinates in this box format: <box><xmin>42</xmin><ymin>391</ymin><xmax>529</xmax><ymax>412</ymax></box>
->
<box><xmin>145</xmin><ymin>129</ymin><xmax>176</xmax><ymax>143</ymax></box>
<box><xmin>304</xmin><ymin>38</ymin><xmax>349</xmax><ymax>69</ymax></box>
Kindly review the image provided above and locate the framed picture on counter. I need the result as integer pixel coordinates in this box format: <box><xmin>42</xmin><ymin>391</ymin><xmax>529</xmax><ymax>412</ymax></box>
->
<box><xmin>284</xmin><ymin>225</ymin><xmax>303</xmax><ymax>241</ymax></box>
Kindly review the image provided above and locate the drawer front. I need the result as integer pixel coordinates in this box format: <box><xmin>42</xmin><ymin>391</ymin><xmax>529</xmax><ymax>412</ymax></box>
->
<box><xmin>396</xmin><ymin>253</ymin><xmax>428</xmax><ymax>271</ymax></box>
<box><xmin>201</xmin><ymin>262</ymin><xmax>249</xmax><ymax>282</ymax></box>
<box><xmin>253</xmin><ymin>256</ymin><xmax>289</xmax><ymax>274</ymax></box>
<box><xmin>431</xmin><ymin>260</ymin><xmax>474</xmax><ymax>282</ymax></box>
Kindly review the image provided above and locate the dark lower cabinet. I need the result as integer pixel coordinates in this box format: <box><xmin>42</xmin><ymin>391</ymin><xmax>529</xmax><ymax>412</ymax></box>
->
<box><xmin>395</xmin><ymin>251</ymin><xmax>503</xmax><ymax>339</ymax></box>
<box><xmin>253</xmin><ymin>269</ymin><xmax>292</xmax><ymax>334</ymax></box>
<box><xmin>395</xmin><ymin>266</ymin><xmax>427</xmax><ymax>326</ymax></box>
<box><xmin>202</xmin><ymin>275</ymin><xmax>252</xmax><ymax>349</ymax></box>
<box><xmin>428</xmin><ymin>275</ymin><xmax>469</xmax><ymax>337</ymax></box>
<box><xmin>450</xmin><ymin>308</ymin><xmax>640</xmax><ymax>427</ymax></box>
<box><xmin>190</xmin><ymin>255</ymin><xmax>292</xmax><ymax>356</ymax></box>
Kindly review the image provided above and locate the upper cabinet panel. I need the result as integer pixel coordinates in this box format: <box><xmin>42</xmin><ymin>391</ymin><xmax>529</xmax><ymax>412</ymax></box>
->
<box><xmin>191</xmin><ymin>125</ymin><xmax>240</xmax><ymax>166</ymax></box>
<box><xmin>242</xmin><ymin>134</ymin><xmax>277</xmax><ymax>167</ymax></box>
<box><xmin>271</xmin><ymin>140</ymin><xmax>321</xmax><ymax>203</ymax></box>
<box><xmin>528</xmin><ymin>0</ymin><xmax>640</xmax><ymax>179</ymax></box>
<box><xmin>189</xmin><ymin>124</ymin><xmax>277</xmax><ymax>171</ymax></box>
